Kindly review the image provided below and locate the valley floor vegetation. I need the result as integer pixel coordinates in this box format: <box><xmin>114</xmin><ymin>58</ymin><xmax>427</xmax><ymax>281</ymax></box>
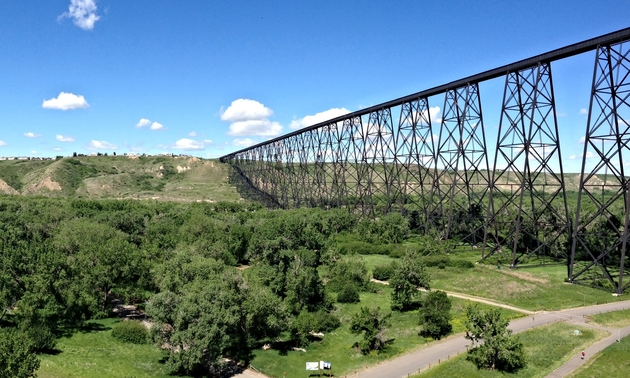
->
<box><xmin>0</xmin><ymin>194</ymin><xmax>624</xmax><ymax>377</ymax></box>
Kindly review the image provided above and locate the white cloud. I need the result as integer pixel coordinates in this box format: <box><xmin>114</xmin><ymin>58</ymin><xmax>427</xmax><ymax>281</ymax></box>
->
<box><xmin>289</xmin><ymin>108</ymin><xmax>351</xmax><ymax>130</ymax></box>
<box><xmin>221</xmin><ymin>99</ymin><xmax>273</xmax><ymax>122</ymax></box>
<box><xmin>569</xmin><ymin>154</ymin><xmax>577</xmax><ymax>160</ymax></box>
<box><xmin>53</xmin><ymin>147</ymin><xmax>63</xmax><ymax>151</ymax></box>
<box><xmin>31</xmin><ymin>151</ymin><xmax>37</xmax><ymax>155</ymax></box>
<box><xmin>233</xmin><ymin>138</ymin><xmax>256</xmax><ymax>147</ymax></box>
<box><xmin>221</xmin><ymin>98</ymin><xmax>282</xmax><ymax>137</ymax></box>
<box><xmin>59</xmin><ymin>0</ymin><xmax>100</xmax><ymax>31</ymax></box>
<box><xmin>85</xmin><ymin>140</ymin><xmax>118</xmax><ymax>150</ymax></box>
<box><xmin>136</xmin><ymin>118</ymin><xmax>151</xmax><ymax>128</ymax></box>
<box><xmin>0</xmin><ymin>140</ymin><xmax>7</xmax><ymax>146</ymax></box>
<box><xmin>580</xmin><ymin>108</ymin><xmax>588</xmax><ymax>115</ymax></box>
<box><xmin>24</xmin><ymin>132</ymin><xmax>42</xmax><ymax>138</ymax></box>
<box><xmin>172</xmin><ymin>138</ymin><xmax>213</xmax><ymax>151</ymax></box>
<box><xmin>228</xmin><ymin>119</ymin><xmax>282</xmax><ymax>137</ymax></box>
<box><xmin>56</xmin><ymin>134</ymin><xmax>75</xmax><ymax>142</ymax></box>
<box><xmin>42</xmin><ymin>92</ymin><xmax>89</xmax><ymax>111</ymax></box>
<box><xmin>136</xmin><ymin>118</ymin><xmax>164</xmax><ymax>130</ymax></box>
<box><xmin>189</xmin><ymin>131</ymin><xmax>197</xmax><ymax>137</ymax></box>
<box><xmin>203</xmin><ymin>139</ymin><xmax>213</xmax><ymax>144</ymax></box>
<box><xmin>578</xmin><ymin>136</ymin><xmax>586</xmax><ymax>144</ymax></box>
<box><xmin>584</xmin><ymin>151</ymin><xmax>594</xmax><ymax>159</ymax></box>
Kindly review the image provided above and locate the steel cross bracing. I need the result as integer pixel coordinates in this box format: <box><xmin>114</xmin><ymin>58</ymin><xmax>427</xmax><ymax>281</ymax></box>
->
<box><xmin>570</xmin><ymin>41</ymin><xmax>630</xmax><ymax>294</ymax></box>
<box><xmin>485</xmin><ymin>63</ymin><xmax>570</xmax><ymax>266</ymax></box>
<box><xmin>221</xmin><ymin>27</ymin><xmax>630</xmax><ymax>293</ymax></box>
<box><xmin>430</xmin><ymin>83</ymin><xmax>491</xmax><ymax>243</ymax></box>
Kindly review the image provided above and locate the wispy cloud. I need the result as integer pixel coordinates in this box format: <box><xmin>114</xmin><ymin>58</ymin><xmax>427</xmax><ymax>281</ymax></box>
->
<box><xmin>42</xmin><ymin>92</ymin><xmax>89</xmax><ymax>111</ymax></box>
<box><xmin>580</xmin><ymin>108</ymin><xmax>588</xmax><ymax>115</ymax></box>
<box><xmin>85</xmin><ymin>140</ymin><xmax>118</xmax><ymax>150</ymax></box>
<box><xmin>0</xmin><ymin>140</ymin><xmax>7</xmax><ymax>146</ymax></box>
<box><xmin>289</xmin><ymin>108</ymin><xmax>351</xmax><ymax>130</ymax></box>
<box><xmin>171</xmin><ymin>138</ymin><xmax>213</xmax><ymax>151</ymax></box>
<box><xmin>56</xmin><ymin>134</ymin><xmax>75</xmax><ymax>142</ymax></box>
<box><xmin>233</xmin><ymin>138</ymin><xmax>256</xmax><ymax>147</ymax></box>
<box><xmin>24</xmin><ymin>132</ymin><xmax>42</xmax><ymax>138</ymax></box>
<box><xmin>58</xmin><ymin>0</ymin><xmax>100</xmax><ymax>31</ymax></box>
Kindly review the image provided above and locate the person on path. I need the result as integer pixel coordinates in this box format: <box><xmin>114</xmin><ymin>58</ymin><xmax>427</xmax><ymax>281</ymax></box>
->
<box><xmin>581</xmin><ymin>351</ymin><xmax>585</xmax><ymax>360</ymax></box>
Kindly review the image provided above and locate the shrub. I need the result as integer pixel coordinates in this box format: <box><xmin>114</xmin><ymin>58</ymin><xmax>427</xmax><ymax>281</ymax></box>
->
<box><xmin>291</xmin><ymin>310</ymin><xmax>341</xmax><ymax>346</ymax></box>
<box><xmin>337</xmin><ymin>283</ymin><xmax>360</xmax><ymax>303</ymax></box>
<box><xmin>326</xmin><ymin>256</ymin><xmax>370</xmax><ymax>292</ymax></box>
<box><xmin>111</xmin><ymin>320</ymin><xmax>148</xmax><ymax>344</ymax></box>
<box><xmin>373</xmin><ymin>264</ymin><xmax>394</xmax><ymax>281</ymax></box>
<box><xmin>312</xmin><ymin>309</ymin><xmax>341</xmax><ymax>332</ymax></box>
<box><xmin>24</xmin><ymin>323</ymin><xmax>57</xmax><ymax>352</ymax></box>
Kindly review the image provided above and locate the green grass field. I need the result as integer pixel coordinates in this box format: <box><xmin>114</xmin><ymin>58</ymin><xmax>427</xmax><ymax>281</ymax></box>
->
<box><xmin>569</xmin><ymin>335</ymin><xmax>630</xmax><ymax>378</ymax></box>
<box><xmin>587</xmin><ymin>309</ymin><xmax>630</xmax><ymax>328</ymax></box>
<box><xmin>428</xmin><ymin>263</ymin><xmax>624</xmax><ymax>311</ymax></box>
<box><xmin>414</xmin><ymin>322</ymin><xmax>609</xmax><ymax>378</ymax></box>
<box><xmin>249</xmin><ymin>286</ymin><xmax>521</xmax><ymax>378</ymax></box>
<box><xmin>360</xmin><ymin>254</ymin><xmax>623</xmax><ymax>311</ymax></box>
<box><xmin>37</xmin><ymin>318</ymin><xmax>181</xmax><ymax>378</ymax></box>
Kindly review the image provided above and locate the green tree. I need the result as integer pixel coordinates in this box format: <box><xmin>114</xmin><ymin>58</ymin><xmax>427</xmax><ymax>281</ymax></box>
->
<box><xmin>0</xmin><ymin>328</ymin><xmax>40</xmax><ymax>378</ymax></box>
<box><xmin>390</xmin><ymin>252</ymin><xmax>430</xmax><ymax>311</ymax></box>
<box><xmin>464</xmin><ymin>304</ymin><xmax>525</xmax><ymax>372</ymax></box>
<box><xmin>147</xmin><ymin>266</ymin><xmax>288</xmax><ymax>376</ymax></box>
<box><xmin>349</xmin><ymin>306</ymin><xmax>391</xmax><ymax>354</ymax></box>
<box><xmin>419</xmin><ymin>290</ymin><xmax>452</xmax><ymax>339</ymax></box>
<box><xmin>53</xmin><ymin>219</ymin><xmax>146</xmax><ymax>317</ymax></box>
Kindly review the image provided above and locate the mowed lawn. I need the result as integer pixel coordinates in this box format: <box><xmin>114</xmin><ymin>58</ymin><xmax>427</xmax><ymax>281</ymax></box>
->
<box><xmin>414</xmin><ymin>322</ymin><xmax>609</xmax><ymax>378</ymax></box>
<box><xmin>250</xmin><ymin>285</ymin><xmax>521</xmax><ymax>378</ymax></box>
<box><xmin>38</xmin><ymin>318</ymin><xmax>180</xmax><ymax>378</ymax></box>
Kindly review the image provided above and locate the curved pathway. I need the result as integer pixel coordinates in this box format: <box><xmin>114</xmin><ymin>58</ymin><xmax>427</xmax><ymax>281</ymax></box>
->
<box><xmin>370</xmin><ymin>278</ymin><xmax>535</xmax><ymax>314</ymax></box>
<box><xmin>545</xmin><ymin>322</ymin><xmax>630</xmax><ymax>377</ymax></box>
<box><xmin>351</xmin><ymin>300</ymin><xmax>630</xmax><ymax>378</ymax></box>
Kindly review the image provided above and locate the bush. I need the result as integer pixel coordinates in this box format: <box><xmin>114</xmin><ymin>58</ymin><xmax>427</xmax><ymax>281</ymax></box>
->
<box><xmin>111</xmin><ymin>320</ymin><xmax>148</xmax><ymax>344</ymax></box>
<box><xmin>373</xmin><ymin>264</ymin><xmax>394</xmax><ymax>281</ymax></box>
<box><xmin>337</xmin><ymin>241</ymin><xmax>393</xmax><ymax>256</ymax></box>
<box><xmin>291</xmin><ymin>310</ymin><xmax>341</xmax><ymax>346</ymax></box>
<box><xmin>337</xmin><ymin>283</ymin><xmax>360</xmax><ymax>303</ymax></box>
<box><xmin>24</xmin><ymin>323</ymin><xmax>57</xmax><ymax>352</ymax></box>
<box><xmin>312</xmin><ymin>309</ymin><xmax>341</xmax><ymax>332</ymax></box>
<box><xmin>326</xmin><ymin>256</ymin><xmax>370</xmax><ymax>292</ymax></box>
<box><xmin>423</xmin><ymin>255</ymin><xmax>474</xmax><ymax>269</ymax></box>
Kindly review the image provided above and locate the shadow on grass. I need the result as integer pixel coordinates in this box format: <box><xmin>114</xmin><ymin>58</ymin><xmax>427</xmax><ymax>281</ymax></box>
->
<box><xmin>58</xmin><ymin>320</ymin><xmax>112</xmax><ymax>338</ymax></box>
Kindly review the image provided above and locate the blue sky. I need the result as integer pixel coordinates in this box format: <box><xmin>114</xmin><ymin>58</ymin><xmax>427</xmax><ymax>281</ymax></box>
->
<box><xmin>0</xmin><ymin>0</ymin><xmax>629</xmax><ymax>171</ymax></box>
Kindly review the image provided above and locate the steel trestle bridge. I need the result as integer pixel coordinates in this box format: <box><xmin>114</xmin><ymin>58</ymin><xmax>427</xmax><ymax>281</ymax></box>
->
<box><xmin>220</xmin><ymin>28</ymin><xmax>630</xmax><ymax>294</ymax></box>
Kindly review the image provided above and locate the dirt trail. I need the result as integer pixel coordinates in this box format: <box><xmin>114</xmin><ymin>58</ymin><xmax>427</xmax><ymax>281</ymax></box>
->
<box><xmin>370</xmin><ymin>278</ymin><xmax>535</xmax><ymax>314</ymax></box>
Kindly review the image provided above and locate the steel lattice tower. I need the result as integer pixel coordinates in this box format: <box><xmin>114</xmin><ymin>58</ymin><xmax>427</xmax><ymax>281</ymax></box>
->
<box><xmin>571</xmin><ymin>41</ymin><xmax>630</xmax><ymax>294</ymax></box>
<box><xmin>485</xmin><ymin>63</ymin><xmax>570</xmax><ymax>266</ymax></box>
<box><xmin>431</xmin><ymin>83</ymin><xmax>491</xmax><ymax>243</ymax></box>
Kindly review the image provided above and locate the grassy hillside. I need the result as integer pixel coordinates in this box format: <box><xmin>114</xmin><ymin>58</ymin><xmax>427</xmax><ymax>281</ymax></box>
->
<box><xmin>0</xmin><ymin>156</ymin><xmax>241</xmax><ymax>203</ymax></box>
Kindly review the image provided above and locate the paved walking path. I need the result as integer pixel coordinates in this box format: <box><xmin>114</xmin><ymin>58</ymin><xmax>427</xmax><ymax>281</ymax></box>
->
<box><xmin>230</xmin><ymin>296</ymin><xmax>630</xmax><ymax>378</ymax></box>
<box><xmin>545</xmin><ymin>322</ymin><xmax>630</xmax><ymax>378</ymax></box>
<box><xmin>351</xmin><ymin>300</ymin><xmax>630</xmax><ymax>378</ymax></box>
